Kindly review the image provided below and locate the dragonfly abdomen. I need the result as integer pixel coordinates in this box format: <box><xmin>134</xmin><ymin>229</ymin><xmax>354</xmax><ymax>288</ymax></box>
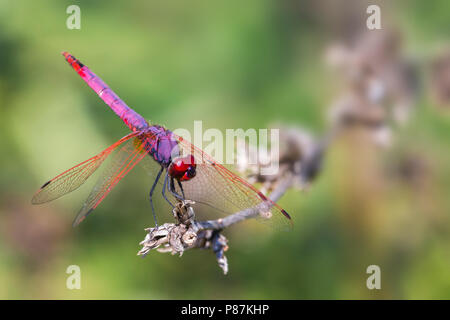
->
<box><xmin>62</xmin><ymin>52</ymin><xmax>149</xmax><ymax>132</ymax></box>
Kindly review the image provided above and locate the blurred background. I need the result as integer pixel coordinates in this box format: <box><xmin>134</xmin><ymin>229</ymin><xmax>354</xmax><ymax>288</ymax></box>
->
<box><xmin>0</xmin><ymin>0</ymin><xmax>449</xmax><ymax>299</ymax></box>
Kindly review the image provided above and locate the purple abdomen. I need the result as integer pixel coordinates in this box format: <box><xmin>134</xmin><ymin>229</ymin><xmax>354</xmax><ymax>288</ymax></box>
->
<box><xmin>62</xmin><ymin>52</ymin><xmax>149</xmax><ymax>132</ymax></box>
<box><xmin>62</xmin><ymin>53</ymin><xmax>179</xmax><ymax>166</ymax></box>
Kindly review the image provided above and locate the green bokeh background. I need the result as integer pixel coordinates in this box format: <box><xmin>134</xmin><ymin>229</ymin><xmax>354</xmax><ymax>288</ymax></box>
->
<box><xmin>0</xmin><ymin>0</ymin><xmax>449</xmax><ymax>299</ymax></box>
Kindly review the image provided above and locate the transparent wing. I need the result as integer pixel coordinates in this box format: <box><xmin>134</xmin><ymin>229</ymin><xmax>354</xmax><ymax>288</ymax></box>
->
<box><xmin>32</xmin><ymin>132</ymin><xmax>141</xmax><ymax>205</ymax></box>
<box><xmin>72</xmin><ymin>133</ymin><xmax>152</xmax><ymax>226</ymax></box>
<box><xmin>171</xmin><ymin>133</ymin><xmax>293</xmax><ymax>230</ymax></box>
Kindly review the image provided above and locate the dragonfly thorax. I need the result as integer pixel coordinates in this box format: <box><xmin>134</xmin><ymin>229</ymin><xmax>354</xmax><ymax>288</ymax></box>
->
<box><xmin>168</xmin><ymin>155</ymin><xmax>197</xmax><ymax>181</ymax></box>
<box><xmin>142</xmin><ymin>127</ymin><xmax>179</xmax><ymax>166</ymax></box>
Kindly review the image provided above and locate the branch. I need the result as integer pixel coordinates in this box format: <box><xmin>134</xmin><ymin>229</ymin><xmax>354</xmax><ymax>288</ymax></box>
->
<box><xmin>137</xmin><ymin>174</ymin><xmax>296</xmax><ymax>274</ymax></box>
<box><xmin>193</xmin><ymin>173</ymin><xmax>295</xmax><ymax>230</ymax></box>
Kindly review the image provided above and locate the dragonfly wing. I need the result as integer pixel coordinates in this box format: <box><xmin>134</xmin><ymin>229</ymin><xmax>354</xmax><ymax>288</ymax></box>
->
<box><xmin>32</xmin><ymin>132</ymin><xmax>141</xmax><ymax>205</ymax></box>
<box><xmin>172</xmin><ymin>134</ymin><xmax>293</xmax><ymax>230</ymax></box>
<box><xmin>72</xmin><ymin>134</ymin><xmax>151</xmax><ymax>226</ymax></box>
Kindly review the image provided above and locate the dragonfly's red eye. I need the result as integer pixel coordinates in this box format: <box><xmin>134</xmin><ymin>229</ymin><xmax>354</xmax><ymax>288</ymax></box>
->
<box><xmin>168</xmin><ymin>155</ymin><xmax>196</xmax><ymax>181</ymax></box>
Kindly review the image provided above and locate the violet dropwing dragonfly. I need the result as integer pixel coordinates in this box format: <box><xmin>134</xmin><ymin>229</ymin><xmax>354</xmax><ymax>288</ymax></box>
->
<box><xmin>32</xmin><ymin>52</ymin><xmax>292</xmax><ymax>228</ymax></box>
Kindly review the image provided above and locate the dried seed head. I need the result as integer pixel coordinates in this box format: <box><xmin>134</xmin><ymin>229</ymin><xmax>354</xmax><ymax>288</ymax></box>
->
<box><xmin>182</xmin><ymin>230</ymin><xmax>197</xmax><ymax>246</ymax></box>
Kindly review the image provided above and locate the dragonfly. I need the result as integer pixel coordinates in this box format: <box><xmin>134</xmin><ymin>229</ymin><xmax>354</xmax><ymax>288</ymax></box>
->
<box><xmin>32</xmin><ymin>52</ymin><xmax>292</xmax><ymax>228</ymax></box>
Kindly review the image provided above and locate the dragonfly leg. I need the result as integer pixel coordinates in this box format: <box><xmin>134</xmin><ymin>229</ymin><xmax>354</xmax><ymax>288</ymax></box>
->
<box><xmin>169</xmin><ymin>177</ymin><xmax>184</xmax><ymax>201</ymax></box>
<box><xmin>149</xmin><ymin>166</ymin><xmax>164</xmax><ymax>227</ymax></box>
<box><xmin>162</xmin><ymin>171</ymin><xmax>175</xmax><ymax>209</ymax></box>
<box><xmin>177</xmin><ymin>180</ymin><xmax>185</xmax><ymax>199</ymax></box>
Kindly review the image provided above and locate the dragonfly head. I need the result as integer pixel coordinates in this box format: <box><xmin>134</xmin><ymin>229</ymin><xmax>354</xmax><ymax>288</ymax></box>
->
<box><xmin>168</xmin><ymin>155</ymin><xmax>197</xmax><ymax>181</ymax></box>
